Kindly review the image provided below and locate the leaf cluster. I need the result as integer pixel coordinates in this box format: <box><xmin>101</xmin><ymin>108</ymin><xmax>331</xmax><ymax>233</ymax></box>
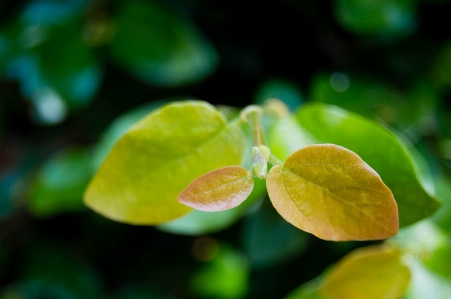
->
<box><xmin>85</xmin><ymin>100</ymin><xmax>439</xmax><ymax>242</ymax></box>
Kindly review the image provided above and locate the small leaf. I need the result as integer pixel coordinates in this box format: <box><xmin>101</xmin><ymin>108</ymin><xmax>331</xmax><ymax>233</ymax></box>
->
<box><xmin>84</xmin><ymin>101</ymin><xmax>247</xmax><ymax>225</ymax></box>
<box><xmin>266</xmin><ymin>144</ymin><xmax>398</xmax><ymax>241</ymax></box>
<box><xmin>320</xmin><ymin>246</ymin><xmax>411</xmax><ymax>299</ymax></box>
<box><xmin>157</xmin><ymin>179</ymin><xmax>266</xmax><ymax>236</ymax></box>
<box><xmin>178</xmin><ymin>166</ymin><xmax>253</xmax><ymax>212</ymax></box>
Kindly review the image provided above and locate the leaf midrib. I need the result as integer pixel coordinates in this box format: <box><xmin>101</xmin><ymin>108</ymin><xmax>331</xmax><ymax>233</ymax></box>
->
<box><xmin>281</xmin><ymin>167</ymin><xmax>394</xmax><ymax>235</ymax></box>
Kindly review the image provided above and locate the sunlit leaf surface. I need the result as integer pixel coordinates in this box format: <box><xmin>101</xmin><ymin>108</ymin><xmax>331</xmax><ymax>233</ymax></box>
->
<box><xmin>92</xmin><ymin>100</ymin><xmax>171</xmax><ymax>169</ymax></box>
<box><xmin>267</xmin><ymin>144</ymin><xmax>398</xmax><ymax>241</ymax></box>
<box><xmin>320</xmin><ymin>246</ymin><xmax>410</xmax><ymax>299</ymax></box>
<box><xmin>296</xmin><ymin>103</ymin><xmax>441</xmax><ymax>226</ymax></box>
<box><xmin>84</xmin><ymin>101</ymin><xmax>247</xmax><ymax>224</ymax></box>
<box><xmin>178</xmin><ymin>166</ymin><xmax>253</xmax><ymax>212</ymax></box>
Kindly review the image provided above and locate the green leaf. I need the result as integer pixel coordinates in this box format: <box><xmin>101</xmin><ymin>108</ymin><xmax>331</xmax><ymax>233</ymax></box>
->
<box><xmin>267</xmin><ymin>144</ymin><xmax>398</xmax><ymax>241</ymax></box>
<box><xmin>295</xmin><ymin>103</ymin><xmax>441</xmax><ymax>226</ymax></box>
<box><xmin>84</xmin><ymin>101</ymin><xmax>247</xmax><ymax>225</ymax></box>
<box><xmin>402</xmin><ymin>256</ymin><xmax>451</xmax><ymax>299</ymax></box>
<box><xmin>431</xmin><ymin>170</ymin><xmax>451</xmax><ymax>232</ymax></box>
<box><xmin>334</xmin><ymin>0</ymin><xmax>418</xmax><ymax>36</ymax></box>
<box><xmin>267</xmin><ymin>115</ymin><xmax>317</xmax><ymax>162</ymax></box>
<box><xmin>92</xmin><ymin>100</ymin><xmax>171</xmax><ymax>169</ymax></box>
<box><xmin>3</xmin><ymin>22</ymin><xmax>101</xmax><ymax>119</ymax></box>
<box><xmin>28</xmin><ymin>147</ymin><xmax>93</xmax><ymax>217</ymax></box>
<box><xmin>109</xmin><ymin>1</ymin><xmax>218</xmax><ymax>86</ymax></box>
<box><xmin>320</xmin><ymin>246</ymin><xmax>411</xmax><ymax>299</ymax></box>
<box><xmin>190</xmin><ymin>244</ymin><xmax>249</xmax><ymax>299</ymax></box>
<box><xmin>32</xmin><ymin>23</ymin><xmax>102</xmax><ymax>108</ymax></box>
<box><xmin>284</xmin><ymin>278</ymin><xmax>331</xmax><ymax>299</ymax></box>
<box><xmin>178</xmin><ymin>166</ymin><xmax>254</xmax><ymax>212</ymax></box>
<box><xmin>387</xmin><ymin>220</ymin><xmax>451</xmax><ymax>280</ymax></box>
<box><xmin>387</xmin><ymin>220</ymin><xmax>445</xmax><ymax>258</ymax></box>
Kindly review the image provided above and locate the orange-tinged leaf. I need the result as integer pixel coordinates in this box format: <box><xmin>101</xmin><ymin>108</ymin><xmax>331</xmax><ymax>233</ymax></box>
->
<box><xmin>178</xmin><ymin>166</ymin><xmax>254</xmax><ymax>212</ymax></box>
<box><xmin>266</xmin><ymin>144</ymin><xmax>398</xmax><ymax>241</ymax></box>
<box><xmin>320</xmin><ymin>246</ymin><xmax>411</xmax><ymax>299</ymax></box>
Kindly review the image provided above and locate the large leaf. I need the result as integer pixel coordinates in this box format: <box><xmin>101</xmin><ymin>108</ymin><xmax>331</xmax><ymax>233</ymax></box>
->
<box><xmin>267</xmin><ymin>116</ymin><xmax>317</xmax><ymax>162</ymax></box>
<box><xmin>109</xmin><ymin>1</ymin><xmax>217</xmax><ymax>86</ymax></box>
<box><xmin>92</xmin><ymin>100</ymin><xmax>171</xmax><ymax>169</ymax></box>
<box><xmin>84</xmin><ymin>101</ymin><xmax>247</xmax><ymax>224</ymax></box>
<box><xmin>320</xmin><ymin>246</ymin><xmax>410</xmax><ymax>299</ymax></box>
<box><xmin>295</xmin><ymin>103</ymin><xmax>441</xmax><ymax>226</ymax></box>
<box><xmin>266</xmin><ymin>144</ymin><xmax>398</xmax><ymax>241</ymax></box>
<box><xmin>178</xmin><ymin>166</ymin><xmax>254</xmax><ymax>212</ymax></box>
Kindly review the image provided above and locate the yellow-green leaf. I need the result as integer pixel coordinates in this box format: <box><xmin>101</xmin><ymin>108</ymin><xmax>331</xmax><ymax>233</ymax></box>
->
<box><xmin>178</xmin><ymin>166</ymin><xmax>254</xmax><ymax>212</ymax></box>
<box><xmin>84</xmin><ymin>101</ymin><xmax>247</xmax><ymax>224</ymax></box>
<box><xmin>320</xmin><ymin>246</ymin><xmax>411</xmax><ymax>299</ymax></box>
<box><xmin>295</xmin><ymin>102</ymin><xmax>441</xmax><ymax>226</ymax></box>
<box><xmin>266</xmin><ymin>144</ymin><xmax>398</xmax><ymax>241</ymax></box>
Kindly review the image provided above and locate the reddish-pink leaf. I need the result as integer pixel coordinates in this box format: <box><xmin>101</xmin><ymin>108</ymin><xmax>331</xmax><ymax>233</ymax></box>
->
<box><xmin>178</xmin><ymin>166</ymin><xmax>254</xmax><ymax>212</ymax></box>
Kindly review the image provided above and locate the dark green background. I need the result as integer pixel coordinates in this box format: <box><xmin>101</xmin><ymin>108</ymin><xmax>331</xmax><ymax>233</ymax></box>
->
<box><xmin>1</xmin><ymin>0</ymin><xmax>451</xmax><ymax>298</ymax></box>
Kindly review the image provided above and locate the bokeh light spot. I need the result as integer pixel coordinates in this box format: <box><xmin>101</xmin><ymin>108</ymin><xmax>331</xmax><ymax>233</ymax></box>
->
<box><xmin>330</xmin><ymin>72</ymin><xmax>350</xmax><ymax>92</ymax></box>
<box><xmin>33</xmin><ymin>88</ymin><xmax>67</xmax><ymax>124</ymax></box>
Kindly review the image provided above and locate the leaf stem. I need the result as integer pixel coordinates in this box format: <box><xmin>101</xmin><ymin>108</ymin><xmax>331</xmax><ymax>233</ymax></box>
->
<box><xmin>240</xmin><ymin>105</ymin><xmax>266</xmax><ymax>146</ymax></box>
<box><xmin>268</xmin><ymin>153</ymin><xmax>284</xmax><ymax>166</ymax></box>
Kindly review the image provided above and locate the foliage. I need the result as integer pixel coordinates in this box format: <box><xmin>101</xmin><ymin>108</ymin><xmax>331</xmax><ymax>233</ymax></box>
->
<box><xmin>1</xmin><ymin>0</ymin><xmax>451</xmax><ymax>298</ymax></box>
<box><xmin>85</xmin><ymin>101</ymin><xmax>406</xmax><ymax>241</ymax></box>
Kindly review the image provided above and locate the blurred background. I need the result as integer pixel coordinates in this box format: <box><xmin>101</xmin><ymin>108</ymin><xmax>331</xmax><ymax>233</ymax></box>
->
<box><xmin>1</xmin><ymin>0</ymin><xmax>451</xmax><ymax>298</ymax></box>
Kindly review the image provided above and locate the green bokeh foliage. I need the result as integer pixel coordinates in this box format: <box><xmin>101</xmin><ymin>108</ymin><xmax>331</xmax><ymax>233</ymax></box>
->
<box><xmin>1</xmin><ymin>0</ymin><xmax>451</xmax><ymax>298</ymax></box>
